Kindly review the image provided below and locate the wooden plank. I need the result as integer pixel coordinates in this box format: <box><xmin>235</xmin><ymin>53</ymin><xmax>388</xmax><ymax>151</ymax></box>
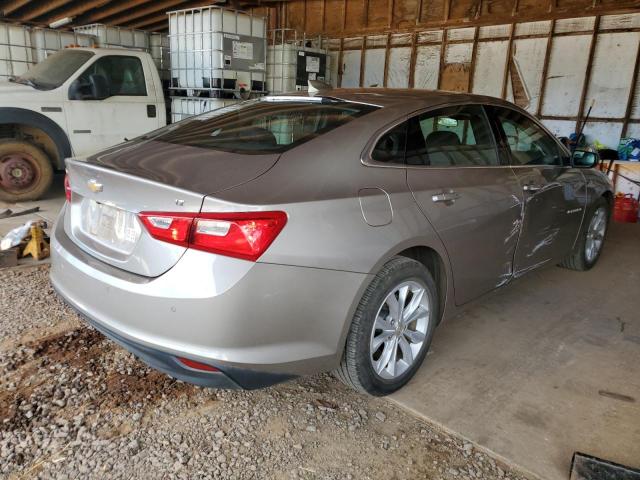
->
<box><xmin>437</xmin><ymin>28</ymin><xmax>448</xmax><ymax>89</ymax></box>
<box><xmin>408</xmin><ymin>31</ymin><xmax>418</xmax><ymax>87</ymax></box>
<box><xmin>467</xmin><ymin>26</ymin><xmax>480</xmax><ymax>93</ymax></box>
<box><xmin>575</xmin><ymin>15</ymin><xmax>601</xmax><ymax>133</ymax></box>
<box><xmin>622</xmin><ymin>40</ymin><xmax>640</xmax><ymax>137</ymax></box>
<box><xmin>337</xmin><ymin>37</ymin><xmax>345</xmax><ymax>87</ymax></box>
<box><xmin>501</xmin><ymin>23</ymin><xmax>515</xmax><ymax>98</ymax></box>
<box><xmin>359</xmin><ymin>36</ymin><xmax>367</xmax><ymax>86</ymax></box>
<box><xmin>383</xmin><ymin>32</ymin><xmax>391</xmax><ymax>86</ymax></box>
<box><xmin>536</xmin><ymin>18</ymin><xmax>556</xmax><ymax>116</ymax></box>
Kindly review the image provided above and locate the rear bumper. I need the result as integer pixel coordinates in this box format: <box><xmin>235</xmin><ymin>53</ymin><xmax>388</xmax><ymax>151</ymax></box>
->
<box><xmin>50</xmin><ymin>207</ymin><xmax>369</xmax><ymax>388</ymax></box>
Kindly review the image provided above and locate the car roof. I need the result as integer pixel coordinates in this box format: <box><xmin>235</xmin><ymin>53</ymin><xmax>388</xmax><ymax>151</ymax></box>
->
<box><xmin>266</xmin><ymin>88</ymin><xmax>518</xmax><ymax>111</ymax></box>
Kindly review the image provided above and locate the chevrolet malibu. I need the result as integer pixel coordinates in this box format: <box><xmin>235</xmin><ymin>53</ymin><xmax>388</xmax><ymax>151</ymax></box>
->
<box><xmin>51</xmin><ymin>89</ymin><xmax>612</xmax><ymax>396</ymax></box>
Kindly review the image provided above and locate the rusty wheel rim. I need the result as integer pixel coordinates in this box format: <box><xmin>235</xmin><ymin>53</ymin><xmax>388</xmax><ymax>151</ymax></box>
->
<box><xmin>0</xmin><ymin>152</ymin><xmax>40</xmax><ymax>193</ymax></box>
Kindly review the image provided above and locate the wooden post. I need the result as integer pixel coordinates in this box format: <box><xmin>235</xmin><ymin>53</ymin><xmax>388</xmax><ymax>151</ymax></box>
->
<box><xmin>536</xmin><ymin>19</ymin><xmax>556</xmax><ymax>117</ymax></box>
<box><xmin>437</xmin><ymin>28</ymin><xmax>448</xmax><ymax>90</ymax></box>
<box><xmin>501</xmin><ymin>23</ymin><xmax>515</xmax><ymax>99</ymax></box>
<box><xmin>575</xmin><ymin>16</ymin><xmax>601</xmax><ymax>134</ymax></box>
<box><xmin>468</xmin><ymin>26</ymin><xmax>480</xmax><ymax>94</ymax></box>
<box><xmin>383</xmin><ymin>32</ymin><xmax>391</xmax><ymax>87</ymax></box>
<box><xmin>622</xmin><ymin>41</ymin><xmax>640</xmax><ymax>138</ymax></box>
<box><xmin>408</xmin><ymin>31</ymin><xmax>418</xmax><ymax>88</ymax></box>
<box><xmin>359</xmin><ymin>36</ymin><xmax>367</xmax><ymax>87</ymax></box>
<box><xmin>337</xmin><ymin>38</ymin><xmax>345</xmax><ymax>87</ymax></box>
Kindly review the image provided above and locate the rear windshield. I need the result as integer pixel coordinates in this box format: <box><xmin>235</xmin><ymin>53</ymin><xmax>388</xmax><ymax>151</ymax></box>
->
<box><xmin>152</xmin><ymin>99</ymin><xmax>379</xmax><ymax>154</ymax></box>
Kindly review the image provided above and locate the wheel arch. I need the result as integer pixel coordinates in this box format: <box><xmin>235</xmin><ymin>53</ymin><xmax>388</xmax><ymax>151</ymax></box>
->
<box><xmin>0</xmin><ymin>107</ymin><xmax>72</xmax><ymax>170</ymax></box>
<box><xmin>396</xmin><ymin>245</ymin><xmax>449</xmax><ymax>325</ymax></box>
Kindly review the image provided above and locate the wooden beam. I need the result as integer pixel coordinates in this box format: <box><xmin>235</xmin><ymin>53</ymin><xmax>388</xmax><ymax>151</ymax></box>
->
<box><xmin>622</xmin><ymin>39</ymin><xmax>640</xmax><ymax>137</ymax></box>
<box><xmin>536</xmin><ymin>19</ymin><xmax>556</xmax><ymax>116</ymax></box>
<box><xmin>408</xmin><ymin>31</ymin><xmax>418</xmax><ymax>88</ymax></box>
<box><xmin>0</xmin><ymin>0</ymin><xmax>30</xmax><ymax>16</ymax></box>
<box><xmin>444</xmin><ymin>0</ymin><xmax>451</xmax><ymax>22</ymax></box>
<box><xmin>501</xmin><ymin>23</ymin><xmax>515</xmax><ymax>99</ymax></box>
<box><xmin>98</xmin><ymin>0</ymin><xmax>189</xmax><ymax>26</ymax></box>
<box><xmin>575</xmin><ymin>16</ymin><xmax>601</xmax><ymax>134</ymax></box>
<box><xmin>387</xmin><ymin>0</ymin><xmax>394</xmax><ymax>29</ymax></box>
<box><xmin>144</xmin><ymin>20</ymin><xmax>170</xmax><ymax>32</ymax></box>
<box><xmin>359</xmin><ymin>36</ymin><xmax>366</xmax><ymax>87</ymax></box>
<box><xmin>382</xmin><ymin>32</ymin><xmax>391</xmax><ymax>87</ymax></box>
<box><xmin>415</xmin><ymin>0</ymin><xmax>423</xmax><ymax>26</ymax></box>
<box><xmin>73</xmin><ymin>0</ymin><xmax>168</xmax><ymax>24</ymax></box>
<box><xmin>124</xmin><ymin>0</ymin><xmax>211</xmax><ymax>29</ymax></box>
<box><xmin>437</xmin><ymin>28</ymin><xmax>447</xmax><ymax>90</ymax></box>
<box><xmin>467</xmin><ymin>26</ymin><xmax>480</xmax><ymax>93</ymax></box>
<box><xmin>35</xmin><ymin>0</ymin><xmax>110</xmax><ymax>25</ymax></box>
<box><xmin>337</xmin><ymin>37</ymin><xmax>345</xmax><ymax>87</ymax></box>
<box><xmin>17</xmin><ymin>0</ymin><xmax>75</xmax><ymax>21</ymax></box>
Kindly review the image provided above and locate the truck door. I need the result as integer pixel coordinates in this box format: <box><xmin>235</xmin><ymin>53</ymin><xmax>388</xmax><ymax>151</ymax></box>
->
<box><xmin>405</xmin><ymin>104</ymin><xmax>523</xmax><ymax>305</ymax></box>
<box><xmin>64</xmin><ymin>54</ymin><xmax>163</xmax><ymax>156</ymax></box>
<box><xmin>487</xmin><ymin>106</ymin><xmax>585</xmax><ymax>275</ymax></box>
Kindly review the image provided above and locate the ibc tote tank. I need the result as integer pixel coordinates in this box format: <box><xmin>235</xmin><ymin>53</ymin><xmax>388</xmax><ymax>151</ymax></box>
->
<box><xmin>167</xmin><ymin>6</ymin><xmax>266</xmax><ymax>94</ymax></box>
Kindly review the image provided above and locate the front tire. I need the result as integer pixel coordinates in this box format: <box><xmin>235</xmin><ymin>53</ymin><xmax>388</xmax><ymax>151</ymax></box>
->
<box><xmin>559</xmin><ymin>196</ymin><xmax>610</xmax><ymax>271</ymax></box>
<box><xmin>334</xmin><ymin>256</ymin><xmax>438</xmax><ymax>396</ymax></box>
<box><xmin>0</xmin><ymin>139</ymin><xmax>54</xmax><ymax>202</ymax></box>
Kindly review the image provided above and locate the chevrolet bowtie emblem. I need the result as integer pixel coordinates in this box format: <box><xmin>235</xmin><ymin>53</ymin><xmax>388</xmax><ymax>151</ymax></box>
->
<box><xmin>87</xmin><ymin>179</ymin><xmax>103</xmax><ymax>193</ymax></box>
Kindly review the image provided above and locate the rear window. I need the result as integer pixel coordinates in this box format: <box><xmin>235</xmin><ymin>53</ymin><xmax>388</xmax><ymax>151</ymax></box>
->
<box><xmin>153</xmin><ymin>99</ymin><xmax>379</xmax><ymax>154</ymax></box>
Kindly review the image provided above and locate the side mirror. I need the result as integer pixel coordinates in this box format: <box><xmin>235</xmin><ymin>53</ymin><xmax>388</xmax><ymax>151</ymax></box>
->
<box><xmin>572</xmin><ymin>149</ymin><xmax>599</xmax><ymax>168</ymax></box>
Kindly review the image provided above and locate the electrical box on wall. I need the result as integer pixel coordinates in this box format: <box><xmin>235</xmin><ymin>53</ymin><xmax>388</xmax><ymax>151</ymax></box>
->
<box><xmin>296</xmin><ymin>50</ymin><xmax>327</xmax><ymax>86</ymax></box>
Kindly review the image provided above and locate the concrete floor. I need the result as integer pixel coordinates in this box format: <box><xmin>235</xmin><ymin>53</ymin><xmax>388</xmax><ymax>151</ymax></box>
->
<box><xmin>391</xmin><ymin>222</ymin><xmax>640</xmax><ymax>480</ymax></box>
<box><xmin>0</xmin><ymin>174</ymin><xmax>65</xmax><ymax>238</ymax></box>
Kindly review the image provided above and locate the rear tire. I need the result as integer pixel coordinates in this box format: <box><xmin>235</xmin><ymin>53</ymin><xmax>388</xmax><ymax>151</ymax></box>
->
<box><xmin>334</xmin><ymin>256</ymin><xmax>438</xmax><ymax>396</ymax></box>
<box><xmin>0</xmin><ymin>139</ymin><xmax>53</xmax><ymax>202</ymax></box>
<box><xmin>559</xmin><ymin>196</ymin><xmax>609</xmax><ymax>271</ymax></box>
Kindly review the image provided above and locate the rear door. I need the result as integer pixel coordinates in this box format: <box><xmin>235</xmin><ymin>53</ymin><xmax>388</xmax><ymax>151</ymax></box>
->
<box><xmin>404</xmin><ymin>104</ymin><xmax>523</xmax><ymax>305</ymax></box>
<box><xmin>64</xmin><ymin>54</ymin><xmax>163</xmax><ymax>156</ymax></box>
<box><xmin>488</xmin><ymin>106</ymin><xmax>585</xmax><ymax>274</ymax></box>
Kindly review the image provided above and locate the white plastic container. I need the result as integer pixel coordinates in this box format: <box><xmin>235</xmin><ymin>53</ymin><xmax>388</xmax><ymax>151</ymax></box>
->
<box><xmin>267</xmin><ymin>43</ymin><xmax>330</xmax><ymax>93</ymax></box>
<box><xmin>168</xmin><ymin>7</ymin><xmax>266</xmax><ymax>92</ymax></box>
<box><xmin>73</xmin><ymin>24</ymin><xmax>149</xmax><ymax>51</ymax></box>
<box><xmin>0</xmin><ymin>23</ymin><xmax>33</xmax><ymax>80</ymax></box>
<box><xmin>150</xmin><ymin>33</ymin><xmax>170</xmax><ymax>83</ymax></box>
<box><xmin>170</xmin><ymin>96</ymin><xmax>240</xmax><ymax>122</ymax></box>
<box><xmin>31</xmin><ymin>28</ymin><xmax>96</xmax><ymax>62</ymax></box>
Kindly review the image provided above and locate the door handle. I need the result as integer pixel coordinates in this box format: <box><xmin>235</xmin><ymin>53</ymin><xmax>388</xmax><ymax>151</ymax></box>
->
<box><xmin>147</xmin><ymin>104</ymin><xmax>157</xmax><ymax>118</ymax></box>
<box><xmin>432</xmin><ymin>191</ymin><xmax>461</xmax><ymax>203</ymax></box>
<box><xmin>523</xmin><ymin>183</ymin><xmax>544</xmax><ymax>193</ymax></box>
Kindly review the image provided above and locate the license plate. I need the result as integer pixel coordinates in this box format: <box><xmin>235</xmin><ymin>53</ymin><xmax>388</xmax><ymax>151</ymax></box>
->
<box><xmin>81</xmin><ymin>199</ymin><xmax>141</xmax><ymax>252</ymax></box>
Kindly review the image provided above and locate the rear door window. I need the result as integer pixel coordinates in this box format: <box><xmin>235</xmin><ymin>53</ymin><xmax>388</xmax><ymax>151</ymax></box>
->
<box><xmin>406</xmin><ymin>105</ymin><xmax>499</xmax><ymax>167</ymax></box>
<box><xmin>153</xmin><ymin>99</ymin><xmax>378</xmax><ymax>154</ymax></box>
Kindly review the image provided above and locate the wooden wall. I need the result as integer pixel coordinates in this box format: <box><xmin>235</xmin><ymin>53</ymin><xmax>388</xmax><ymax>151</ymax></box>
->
<box><xmin>249</xmin><ymin>0</ymin><xmax>640</xmax><ymax>37</ymax></box>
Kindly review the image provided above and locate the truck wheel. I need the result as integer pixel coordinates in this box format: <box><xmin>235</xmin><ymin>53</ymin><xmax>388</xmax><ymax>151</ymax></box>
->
<box><xmin>0</xmin><ymin>139</ymin><xmax>53</xmax><ymax>202</ymax></box>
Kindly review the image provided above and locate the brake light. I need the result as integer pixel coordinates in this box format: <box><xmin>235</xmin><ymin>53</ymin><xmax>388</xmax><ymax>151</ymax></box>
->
<box><xmin>64</xmin><ymin>174</ymin><xmax>71</xmax><ymax>202</ymax></box>
<box><xmin>138</xmin><ymin>211</ymin><xmax>287</xmax><ymax>262</ymax></box>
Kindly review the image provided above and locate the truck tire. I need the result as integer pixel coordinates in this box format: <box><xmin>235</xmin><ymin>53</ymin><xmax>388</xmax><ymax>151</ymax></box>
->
<box><xmin>0</xmin><ymin>139</ymin><xmax>53</xmax><ymax>202</ymax></box>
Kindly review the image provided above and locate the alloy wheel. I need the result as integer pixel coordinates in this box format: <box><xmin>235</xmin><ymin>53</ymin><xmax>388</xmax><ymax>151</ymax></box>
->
<box><xmin>585</xmin><ymin>206</ymin><xmax>607</xmax><ymax>263</ymax></box>
<box><xmin>369</xmin><ymin>281</ymin><xmax>430</xmax><ymax>380</ymax></box>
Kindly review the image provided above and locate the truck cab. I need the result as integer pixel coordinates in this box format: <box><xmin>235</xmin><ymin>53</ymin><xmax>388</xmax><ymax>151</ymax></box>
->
<box><xmin>0</xmin><ymin>47</ymin><xmax>167</xmax><ymax>202</ymax></box>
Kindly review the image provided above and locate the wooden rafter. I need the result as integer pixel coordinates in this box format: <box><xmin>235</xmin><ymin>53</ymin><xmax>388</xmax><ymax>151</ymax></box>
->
<box><xmin>0</xmin><ymin>0</ymin><xmax>30</xmax><ymax>16</ymax></box>
<box><xmin>98</xmin><ymin>0</ymin><xmax>191</xmax><ymax>26</ymax></box>
<box><xmin>37</xmin><ymin>0</ymin><xmax>112</xmax><ymax>25</ymax></box>
<box><xmin>73</xmin><ymin>0</ymin><xmax>163</xmax><ymax>24</ymax></box>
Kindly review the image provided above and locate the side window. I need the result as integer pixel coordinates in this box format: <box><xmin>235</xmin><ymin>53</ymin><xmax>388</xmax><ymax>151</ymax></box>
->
<box><xmin>77</xmin><ymin>56</ymin><xmax>147</xmax><ymax>97</ymax></box>
<box><xmin>371</xmin><ymin>121</ymin><xmax>407</xmax><ymax>164</ymax></box>
<box><xmin>406</xmin><ymin>105</ymin><xmax>499</xmax><ymax>167</ymax></box>
<box><xmin>494</xmin><ymin>108</ymin><xmax>561</xmax><ymax>166</ymax></box>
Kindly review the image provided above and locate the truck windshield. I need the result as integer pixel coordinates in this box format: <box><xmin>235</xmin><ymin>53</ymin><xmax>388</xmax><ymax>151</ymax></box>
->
<box><xmin>150</xmin><ymin>98</ymin><xmax>379</xmax><ymax>154</ymax></box>
<box><xmin>13</xmin><ymin>50</ymin><xmax>94</xmax><ymax>90</ymax></box>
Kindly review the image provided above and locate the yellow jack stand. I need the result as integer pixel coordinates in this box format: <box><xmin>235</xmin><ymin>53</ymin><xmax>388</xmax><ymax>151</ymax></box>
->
<box><xmin>21</xmin><ymin>224</ymin><xmax>50</xmax><ymax>261</ymax></box>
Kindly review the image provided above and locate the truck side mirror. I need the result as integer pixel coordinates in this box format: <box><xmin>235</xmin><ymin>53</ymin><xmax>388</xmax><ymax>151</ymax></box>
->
<box><xmin>572</xmin><ymin>150</ymin><xmax>599</xmax><ymax>169</ymax></box>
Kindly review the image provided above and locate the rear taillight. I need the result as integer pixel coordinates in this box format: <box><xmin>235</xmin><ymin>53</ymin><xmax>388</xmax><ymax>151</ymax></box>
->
<box><xmin>64</xmin><ymin>174</ymin><xmax>71</xmax><ymax>202</ymax></box>
<box><xmin>138</xmin><ymin>211</ymin><xmax>287</xmax><ymax>262</ymax></box>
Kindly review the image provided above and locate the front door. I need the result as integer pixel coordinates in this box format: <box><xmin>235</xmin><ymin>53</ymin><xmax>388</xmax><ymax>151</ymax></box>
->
<box><xmin>405</xmin><ymin>104</ymin><xmax>524</xmax><ymax>305</ymax></box>
<box><xmin>488</xmin><ymin>106</ymin><xmax>585</xmax><ymax>275</ymax></box>
<box><xmin>64</xmin><ymin>54</ymin><xmax>162</xmax><ymax>156</ymax></box>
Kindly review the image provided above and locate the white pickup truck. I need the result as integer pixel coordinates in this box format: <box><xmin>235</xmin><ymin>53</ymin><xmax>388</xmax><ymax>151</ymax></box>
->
<box><xmin>0</xmin><ymin>47</ymin><xmax>167</xmax><ymax>201</ymax></box>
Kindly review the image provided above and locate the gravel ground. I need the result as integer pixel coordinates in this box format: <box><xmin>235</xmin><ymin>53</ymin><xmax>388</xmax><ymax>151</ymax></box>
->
<box><xmin>1</xmin><ymin>265</ymin><xmax>530</xmax><ymax>480</ymax></box>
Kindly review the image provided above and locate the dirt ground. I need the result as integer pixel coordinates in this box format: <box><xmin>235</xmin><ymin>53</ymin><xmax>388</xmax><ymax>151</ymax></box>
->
<box><xmin>0</xmin><ymin>265</ymin><xmax>530</xmax><ymax>480</ymax></box>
